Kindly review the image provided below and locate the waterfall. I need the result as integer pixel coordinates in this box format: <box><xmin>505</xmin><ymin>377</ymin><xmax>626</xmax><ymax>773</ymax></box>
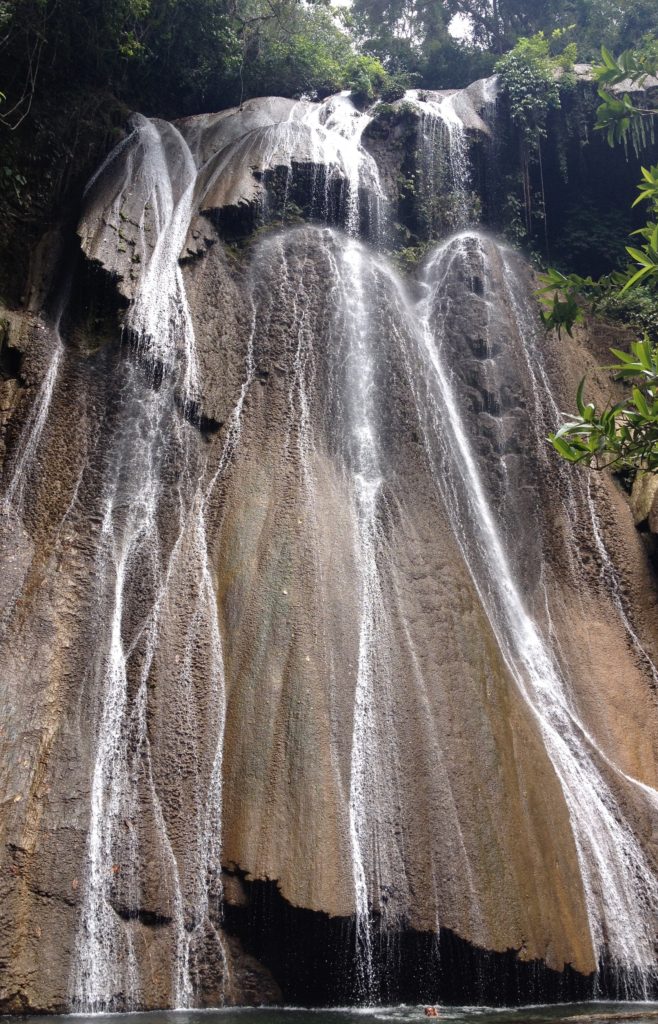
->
<box><xmin>247</xmin><ymin>226</ymin><xmax>413</xmax><ymax>1000</ymax></box>
<box><xmin>411</xmin><ymin>230</ymin><xmax>658</xmax><ymax>997</ymax></box>
<box><xmin>305</xmin><ymin>92</ymin><xmax>383</xmax><ymax>236</ymax></box>
<box><xmin>70</xmin><ymin>118</ymin><xmax>260</xmax><ymax>1012</ymax></box>
<box><xmin>1</xmin><ymin>342</ymin><xmax>62</xmax><ymax>515</ymax></box>
<box><xmin>4</xmin><ymin>77</ymin><xmax>658</xmax><ymax>1012</ymax></box>
<box><xmin>337</xmin><ymin>238</ymin><xmax>395</xmax><ymax>999</ymax></box>
<box><xmin>0</xmin><ymin>275</ymin><xmax>72</xmax><ymax>516</ymax></box>
<box><xmin>497</xmin><ymin>245</ymin><xmax>658</xmax><ymax>688</ymax></box>
<box><xmin>67</xmin><ymin>94</ymin><xmax>387</xmax><ymax>1010</ymax></box>
<box><xmin>125</xmin><ymin>119</ymin><xmax>199</xmax><ymax>393</ymax></box>
<box><xmin>69</xmin><ymin>341</ymin><xmax>253</xmax><ymax>1007</ymax></box>
<box><xmin>585</xmin><ymin>476</ymin><xmax>658</xmax><ymax>686</ymax></box>
<box><xmin>190</xmin><ymin>92</ymin><xmax>383</xmax><ymax>238</ymax></box>
<box><xmin>406</xmin><ymin>90</ymin><xmax>473</xmax><ymax>234</ymax></box>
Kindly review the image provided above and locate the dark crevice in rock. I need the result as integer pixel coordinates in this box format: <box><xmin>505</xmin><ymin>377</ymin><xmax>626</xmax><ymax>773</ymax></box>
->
<box><xmin>60</xmin><ymin>271</ymin><xmax>224</xmax><ymax>435</ymax></box>
<box><xmin>119</xmin><ymin>328</ymin><xmax>171</xmax><ymax>389</ymax></box>
<box><xmin>207</xmin><ymin>163</ymin><xmax>379</xmax><ymax>245</ymax></box>
<box><xmin>112</xmin><ymin>905</ymin><xmax>174</xmax><ymax>928</ymax></box>
<box><xmin>61</xmin><ymin>249</ymin><xmax>129</xmax><ymax>355</ymax></box>
<box><xmin>181</xmin><ymin>228</ymin><xmax>217</xmax><ymax>264</ymax></box>
<box><xmin>470</xmin><ymin>337</ymin><xmax>499</xmax><ymax>360</ymax></box>
<box><xmin>222</xmin><ymin>874</ymin><xmax>595</xmax><ymax>1007</ymax></box>
<box><xmin>0</xmin><ymin>988</ymin><xmax>32</xmax><ymax>1014</ymax></box>
<box><xmin>175</xmin><ymin>394</ymin><xmax>223</xmax><ymax>437</ymax></box>
<box><xmin>206</xmin><ymin>201</ymin><xmax>262</xmax><ymax>243</ymax></box>
<box><xmin>0</xmin><ymin>337</ymin><xmax>22</xmax><ymax>382</ymax></box>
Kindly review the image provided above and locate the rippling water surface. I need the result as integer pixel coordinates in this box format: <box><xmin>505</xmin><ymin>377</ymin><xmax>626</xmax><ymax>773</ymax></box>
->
<box><xmin>11</xmin><ymin>1003</ymin><xmax>658</xmax><ymax>1024</ymax></box>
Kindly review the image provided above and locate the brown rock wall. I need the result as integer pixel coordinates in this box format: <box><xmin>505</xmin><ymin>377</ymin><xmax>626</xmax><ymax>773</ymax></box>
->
<box><xmin>1</xmin><ymin>94</ymin><xmax>658</xmax><ymax>1010</ymax></box>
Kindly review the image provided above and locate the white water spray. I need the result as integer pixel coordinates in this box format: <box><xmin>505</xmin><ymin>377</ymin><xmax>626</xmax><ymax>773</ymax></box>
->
<box><xmin>1</xmin><ymin>342</ymin><xmax>62</xmax><ymax>515</ymax></box>
<box><xmin>406</xmin><ymin>90</ymin><xmax>472</xmax><ymax>232</ymax></box>
<box><xmin>412</xmin><ymin>231</ymin><xmax>658</xmax><ymax>996</ymax></box>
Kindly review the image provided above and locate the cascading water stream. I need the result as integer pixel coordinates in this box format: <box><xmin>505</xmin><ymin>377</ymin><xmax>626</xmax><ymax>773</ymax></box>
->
<box><xmin>167</xmin><ymin>295</ymin><xmax>257</xmax><ymax>1007</ymax></box>
<box><xmin>1</xmin><ymin>296</ymin><xmax>66</xmax><ymax>516</ymax></box>
<box><xmin>304</xmin><ymin>92</ymin><xmax>382</xmax><ymax>236</ymax></box>
<box><xmin>66</xmin><ymin>90</ymin><xmax>389</xmax><ymax>1009</ymax></box>
<box><xmin>122</xmin><ymin>116</ymin><xmax>199</xmax><ymax>390</ymax></box>
<box><xmin>193</xmin><ymin>92</ymin><xmax>383</xmax><ymax>239</ymax></box>
<box><xmin>497</xmin><ymin>245</ymin><xmax>658</xmax><ymax>686</ymax></box>
<box><xmin>71</xmin><ymin>355</ymin><xmax>250</xmax><ymax>1010</ymax></box>
<box><xmin>72</xmin><ymin>372</ymin><xmax>175</xmax><ymax>1010</ymax></box>
<box><xmin>337</xmin><ymin>239</ymin><xmax>386</xmax><ymax>1000</ymax></box>
<box><xmin>585</xmin><ymin>475</ymin><xmax>658</xmax><ymax>685</ymax></box>
<box><xmin>251</xmin><ymin>226</ymin><xmax>413</xmax><ymax>1000</ymax></box>
<box><xmin>411</xmin><ymin>230</ymin><xmax>658</xmax><ymax>996</ymax></box>
<box><xmin>71</xmin><ymin>116</ymin><xmax>261</xmax><ymax>1011</ymax></box>
<box><xmin>328</xmin><ymin>236</ymin><xmax>419</xmax><ymax>1001</ymax></box>
<box><xmin>6</xmin><ymin>74</ymin><xmax>658</xmax><ymax>1012</ymax></box>
<box><xmin>72</xmin><ymin>119</ymin><xmax>195</xmax><ymax>1009</ymax></box>
<box><xmin>406</xmin><ymin>90</ymin><xmax>472</xmax><ymax>233</ymax></box>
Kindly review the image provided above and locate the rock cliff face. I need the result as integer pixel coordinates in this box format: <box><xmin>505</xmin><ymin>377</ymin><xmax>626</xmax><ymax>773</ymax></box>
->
<box><xmin>2</xmin><ymin>81</ymin><xmax>658</xmax><ymax>1013</ymax></box>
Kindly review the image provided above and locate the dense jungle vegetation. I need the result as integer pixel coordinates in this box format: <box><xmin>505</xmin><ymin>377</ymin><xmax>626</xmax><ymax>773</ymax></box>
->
<box><xmin>2</xmin><ymin>2</ymin><xmax>657</xmax><ymax>190</ymax></box>
<box><xmin>0</xmin><ymin>0</ymin><xmax>657</xmax><ymax>312</ymax></box>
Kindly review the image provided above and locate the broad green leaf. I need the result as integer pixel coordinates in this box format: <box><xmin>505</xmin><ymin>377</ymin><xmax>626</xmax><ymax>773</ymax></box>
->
<box><xmin>600</xmin><ymin>46</ymin><xmax>616</xmax><ymax>69</ymax></box>
<box><xmin>633</xmin><ymin>387</ymin><xmax>650</xmax><ymax>417</ymax></box>
<box><xmin>609</xmin><ymin>348</ymin><xmax>640</xmax><ymax>365</ymax></box>
<box><xmin>551</xmin><ymin>436</ymin><xmax>581</xmax><ymax>461</ymax></box>
<box><xmin>626</xmin><ymin>246</ymin><xmax>655</xmax><ymax>267</ymax></box>
<box><xmin>621</xmin><ymin>265</ymin><xmax>656</xmax><ymax>291</ymax></box>
<box><xmin>554</xmin><ymin>420</ymin><xmax>588</xmax><ymax>438</ymax></box>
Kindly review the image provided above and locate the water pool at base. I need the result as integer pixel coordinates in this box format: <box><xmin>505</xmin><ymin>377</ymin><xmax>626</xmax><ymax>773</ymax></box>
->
<box><xmin>10</xmin><ymin>1004</ymin><xmax>658</xmax><ymax>1024</ymax></box>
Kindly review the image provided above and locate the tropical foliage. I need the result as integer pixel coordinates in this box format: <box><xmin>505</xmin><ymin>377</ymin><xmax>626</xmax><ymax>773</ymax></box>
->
<box><xmin>550</xmin><ymin>341</ymin><xmax>658</xmax><ymax>470</ymax></box>
<box><xmin>539</xmin><ymin>46</ymin><xmax>658</xmax><ymax>337</ymax></box>
<box><xmin>542</xmin><ymin>46</ymin><xmax>658</xmax><ymax>472</ymax></box>
<box><xmin>445</xmin><ymin>0</ymin><xmax>658</xmax><ymax>58</ymax></box>
<box><xmin>494</xmin><ymin>31</ymin><xmax>576</xmax><ymax>240</ymax></box>
<box><xmin>1</xmin><ymin>0</ymin><xmax>658</xmax><ymax>305</ymax></box>
<box><xmin>495</xmin><ymin>31</ymin><xmax>576</xmax><ymax>142</ymax></box>
<box><xmin>0</xmin><ymin>0</ymin><xmax>393</xmax><ymax>121</ymax></box>
<box><xmin>3</xmin><ymin>0</ymin><xmax>657</xmax><ymax>131</ymax></box>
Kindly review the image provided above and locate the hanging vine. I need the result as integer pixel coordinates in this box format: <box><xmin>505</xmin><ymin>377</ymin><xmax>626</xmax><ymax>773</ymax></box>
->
<box><xmin>495</xmin><ymin>31</ymin><xmax>576</xmax><ymax>246</ymax></box>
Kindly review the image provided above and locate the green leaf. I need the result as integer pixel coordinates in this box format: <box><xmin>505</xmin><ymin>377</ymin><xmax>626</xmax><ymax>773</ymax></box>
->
<box><xmin>613</xmin><ymin>365</ymin><xmax>651</xmax><ymax>378</ymax></box>
<box><xmin>600</xmin><ymin>46</ymin><xmax>617</xmax><ymax>70</ymax></box>
<box><xmin>621</xmin><ymin>265</ymin><xmax>656</xmax><ymax>291</ymax></box>
<box><xmin>609</xmin><ymin>348</ymin><xmax>639</xmax><ymax>364</ymax></box>
<box><xmin>626</xmin><ymin>246</ymin><xmax>655</xmax><ymax>267</ymax></box>
<box><xmin>551</xmin><ymin>436</ymin><xmax>581</xmax><ymax>461</ymax></box>
<box><xmin>633</xmin><ymin>339</ymin><xmax>652</xmax><ymax>369</ymax></box>
<box><xmin>633</xmin><ymin>387</ymin><xmax>651</xmax><ymax>417</ymax></box>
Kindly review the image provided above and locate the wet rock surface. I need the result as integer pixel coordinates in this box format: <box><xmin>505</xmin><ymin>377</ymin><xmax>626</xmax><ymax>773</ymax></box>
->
<box><xmin>2</xmin><ymin>80</ymin><xmax>658</xmax><ymax>1012</ymax></box>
